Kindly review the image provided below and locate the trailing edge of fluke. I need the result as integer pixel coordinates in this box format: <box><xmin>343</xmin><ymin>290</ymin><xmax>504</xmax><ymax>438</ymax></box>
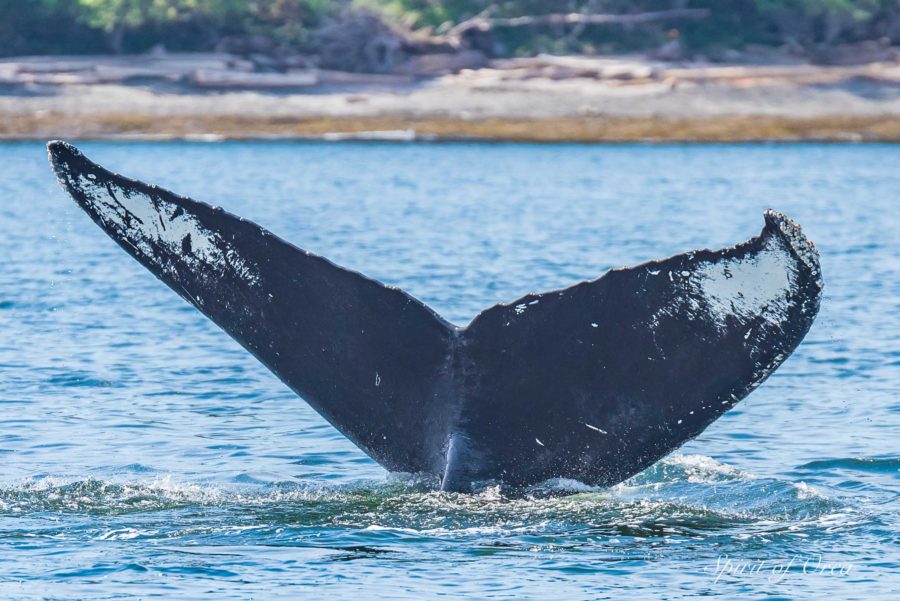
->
<box><xmin>47</xmin><ymin>140</ymin><xmax>823</xmax><ymax>492</ymax></box>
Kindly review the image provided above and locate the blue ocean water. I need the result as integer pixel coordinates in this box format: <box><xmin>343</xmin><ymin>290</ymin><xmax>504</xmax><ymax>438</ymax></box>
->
<box><xmin>0</xmin><ymin>141</ymin><xmax>897</xmax><ymax>599</ymax></box>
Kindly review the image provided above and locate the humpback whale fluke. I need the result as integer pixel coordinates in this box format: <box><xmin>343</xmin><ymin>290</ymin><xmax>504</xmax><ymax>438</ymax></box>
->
<box><xmin>48</xmin><ymin>140</ymin><xmax>823</xmax><ymax>492</ymax></box>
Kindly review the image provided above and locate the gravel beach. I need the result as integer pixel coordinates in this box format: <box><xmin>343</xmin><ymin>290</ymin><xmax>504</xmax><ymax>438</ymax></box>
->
<box><xmin>4</xmin><ymin>53</ymin><xmax>900</xmax><ymax>141</ymax></box>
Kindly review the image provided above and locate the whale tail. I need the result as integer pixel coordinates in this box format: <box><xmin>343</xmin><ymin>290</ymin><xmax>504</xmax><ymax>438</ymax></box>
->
<box><xmin>48</xmin><ymin>141</ymin><xmax>823</xmax><ymax>492</ymax></box>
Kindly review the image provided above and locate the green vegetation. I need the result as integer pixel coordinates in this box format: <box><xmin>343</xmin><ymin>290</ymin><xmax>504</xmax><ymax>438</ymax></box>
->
<box><xmin>370</xmin><ymin>1</ymin><xmax>900</xmax><ymax>56</ymax></box>
<box><xmin>1</xmin><ymin>1</ymin><xmax>899</xmax><ymax>57</ymax></box>
<box><xmin>0</xmin><ymin>0</ymin><xmax>339</xmax><ymax>55</ymax></box>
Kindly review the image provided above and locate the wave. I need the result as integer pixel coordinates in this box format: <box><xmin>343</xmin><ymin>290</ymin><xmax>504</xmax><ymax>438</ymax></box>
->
<box><xmin>797</xmin><ymin>456</ymin><xmax>900</xmax><ymax>473</ymax></box>
<box><xmin>0</xmin><ymin>454</ymin><xmax>864</xmax><ymax>542</ymax></box>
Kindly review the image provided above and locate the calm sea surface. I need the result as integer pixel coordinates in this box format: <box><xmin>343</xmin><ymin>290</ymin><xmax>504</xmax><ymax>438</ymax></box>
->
<box><xmin>0</xmin><ymin>142</ymin><xmax>897</xmax><ymax>599</ymax></box>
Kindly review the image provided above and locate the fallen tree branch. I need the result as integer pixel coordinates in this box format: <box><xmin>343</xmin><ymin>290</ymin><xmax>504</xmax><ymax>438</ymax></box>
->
<box><xmin>452</xmin><ymin>8</ymin><xmax>710</xmax><ymax>35</ymax></box>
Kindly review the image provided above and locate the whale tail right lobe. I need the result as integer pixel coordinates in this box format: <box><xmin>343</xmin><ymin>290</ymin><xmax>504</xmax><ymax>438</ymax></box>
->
<box><xmin>445</xmin><ymin>210</ymin><xmax>822</xmax><ymax>490</ymax></box>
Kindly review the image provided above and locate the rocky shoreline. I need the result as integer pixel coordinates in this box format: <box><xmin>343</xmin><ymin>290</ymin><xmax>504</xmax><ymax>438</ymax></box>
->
<box><xmin>3</xmin><ymin>52</ymin><xmax>900</xmax><ymax>142</ymax></box>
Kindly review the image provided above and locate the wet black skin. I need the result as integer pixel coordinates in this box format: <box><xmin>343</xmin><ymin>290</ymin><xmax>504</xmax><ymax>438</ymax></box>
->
<box><xmin>48</xmin><ymin>141</ymin><xmax>823</xmax><ymax>492</ymax></box>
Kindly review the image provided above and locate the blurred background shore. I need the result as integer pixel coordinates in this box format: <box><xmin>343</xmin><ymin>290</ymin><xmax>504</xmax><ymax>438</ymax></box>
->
<box><xmin>4</xmin><ymin>0</ymin><xmax>900</xmax><ymax>142</ymax></box>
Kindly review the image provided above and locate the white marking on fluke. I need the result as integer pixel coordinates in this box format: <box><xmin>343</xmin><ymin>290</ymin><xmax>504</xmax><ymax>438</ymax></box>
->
<box><xmin>535</xmin><ymin>438</ymin><xmax>545</xmax><ymax>447</ymax></box>
<box><xmin>647</xmin><ymin>221</ymin><xmax>807</xmax><ymax>339</ymax></box>
<box><xmin>693</xmin><ymin>235</ymin><xmax>795</xmax><ymax>329</ymax></box>
<box><xmin>71</xmin><ymin>173</ymin><xmax>260</xmax><ymax>287</ymax></box>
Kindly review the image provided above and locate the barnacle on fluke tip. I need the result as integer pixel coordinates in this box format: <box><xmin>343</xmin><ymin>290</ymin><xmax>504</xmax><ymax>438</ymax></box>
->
<box><xmin>48</xmin><ymin>140</ymin><xmax>822</xmax><ymax>492</ymax></box>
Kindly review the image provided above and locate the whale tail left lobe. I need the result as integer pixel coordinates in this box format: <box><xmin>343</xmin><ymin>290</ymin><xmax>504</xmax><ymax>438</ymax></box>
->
<box><xmin>48</xmin><ymin>140</ymin><xmax>457</xmax><ymax>476</ymax></box>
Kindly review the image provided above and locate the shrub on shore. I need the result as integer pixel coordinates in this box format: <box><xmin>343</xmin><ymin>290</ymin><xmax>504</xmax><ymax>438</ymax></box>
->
<box><xmin>1</xmin><ymin>1</ymin><xmax>899</xmax><ymax>60</ymax></box>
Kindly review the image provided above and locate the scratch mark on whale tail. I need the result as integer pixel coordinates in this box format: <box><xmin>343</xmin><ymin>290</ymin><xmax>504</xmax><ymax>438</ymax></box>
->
<box><xmin>48</xmin><ymin>140</ymin><xmax>823</xmax><ymax>493</ymax></box>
